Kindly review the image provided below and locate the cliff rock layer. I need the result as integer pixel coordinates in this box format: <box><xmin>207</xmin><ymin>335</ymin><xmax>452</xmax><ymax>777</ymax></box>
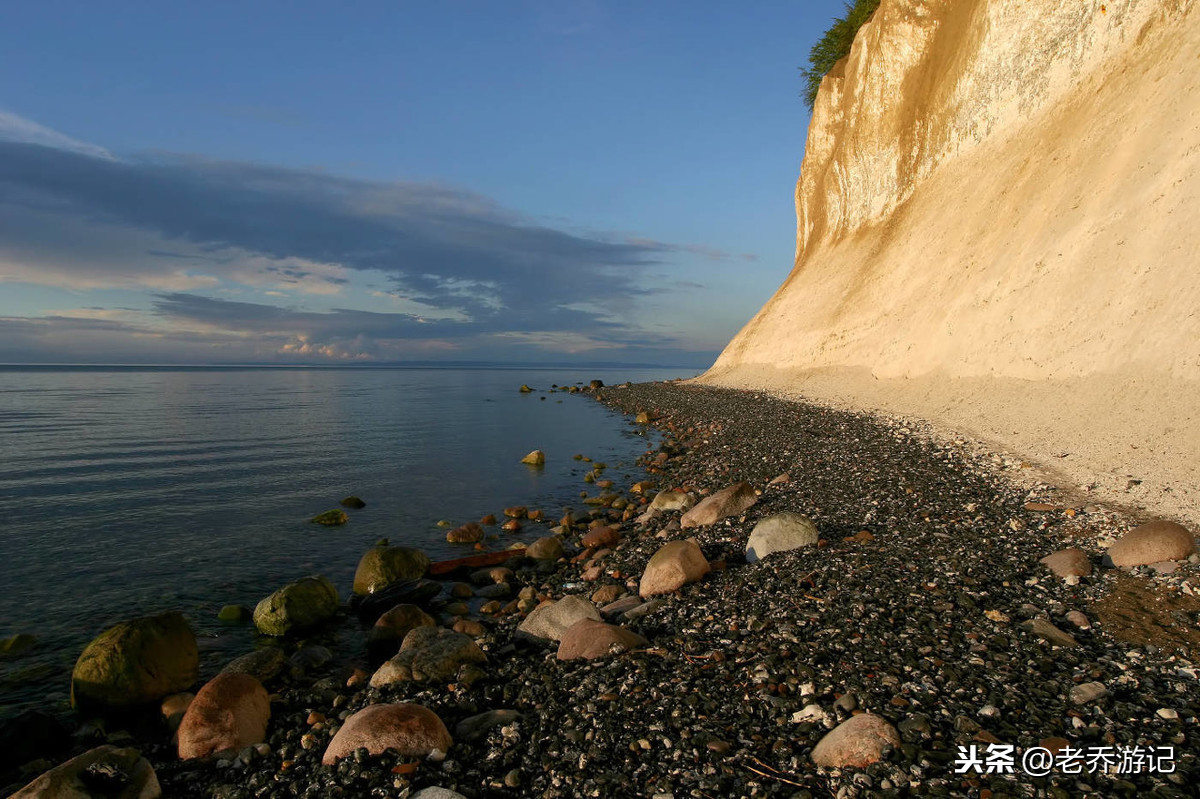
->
<box><xmin>702</xmin><ymin>0</ymin><xmax>1200</xmax><ymax>522</ymax></box>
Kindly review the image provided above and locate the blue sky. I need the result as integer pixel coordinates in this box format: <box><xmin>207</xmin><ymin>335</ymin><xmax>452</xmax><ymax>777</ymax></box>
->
<box><xmin>0</xmin><ymin>1</ymin><xmax>838</xmax><ymax>366</ymax></box>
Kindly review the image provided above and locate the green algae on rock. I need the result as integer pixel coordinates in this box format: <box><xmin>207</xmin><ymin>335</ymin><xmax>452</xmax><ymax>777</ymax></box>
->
<box><xmin>70</xmin><ymin>611</ymin><xmax>198</xmax><ymax>713</ymax></box>
<box><xmin>252</xmin><ymin>576</ymin><xmax>340</xmax><ymax>636</ymax></box>
<box><xmin>311</xmin><ymin>509</ymin><xmax>349</xmax><ymax>526</ymax></box>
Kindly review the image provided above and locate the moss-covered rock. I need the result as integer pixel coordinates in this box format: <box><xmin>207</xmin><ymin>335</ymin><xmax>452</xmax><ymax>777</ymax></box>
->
<box><xmin>339</xmin><ymin>496</ymin><xmax>367</xmax><ymax>509</ymax></box>
<box><xmin>353</xmin><ymin>546</ymin><xmax>432</xmax><ymax>595</ymax></box>
<box><xmin>253</xmin><ymin>576</ymin><xmax>340</xmax><ymax>636</ymax></box>
<box><xmin>217</xmin><ymin>604</ymin><xmax>251</xmax><ymax>623</ymax></box>
<box><xmin>311</xmin><ymin>509</ymin><xmax>349</xmax><ymax>526</ymax></box>
<box><xmin>0</xmin><ymin>633</ymin><xmax>37</xmax><ymax>658</ymax></box>
<box><xmin>70</xmin><ymin>611</ymin><xmax>198</xmax><ymax>713</ymax></box>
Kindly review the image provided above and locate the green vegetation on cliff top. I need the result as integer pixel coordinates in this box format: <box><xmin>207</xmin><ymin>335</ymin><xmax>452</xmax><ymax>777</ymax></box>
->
<box><xmin>801</xmin><ymin>0</ymin><xmax>882</xmax><ymax>110</ymax></box>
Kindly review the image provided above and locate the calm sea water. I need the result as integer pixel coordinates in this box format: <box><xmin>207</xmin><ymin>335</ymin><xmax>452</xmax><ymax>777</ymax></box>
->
<box><xmin>0</xmin><ymin>365</ymin><xmax>689</xmax><ymax>719</ymax></box>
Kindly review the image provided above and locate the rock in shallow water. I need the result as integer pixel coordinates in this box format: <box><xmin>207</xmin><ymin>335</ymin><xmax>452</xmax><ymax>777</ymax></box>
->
<box><xmin>252</xmin><ymin>575</ymin><xmax>339</xmax><ymax>636</ymax></box>
<box><xmin>353</xmin><ymin>545</ymin><xmax>431</xmax><ymax>594</ymax></box>
<box><xmin>70</xmin><ymin>611</ymin><xmax>198</xmax><ymax>713</ymax></box>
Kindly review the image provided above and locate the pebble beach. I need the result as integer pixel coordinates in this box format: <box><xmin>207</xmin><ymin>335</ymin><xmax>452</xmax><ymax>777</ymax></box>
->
<box><xmin>5</xmin><ymin>381</ymin><xmax>1200</xmax><ymax>798</ymax></box>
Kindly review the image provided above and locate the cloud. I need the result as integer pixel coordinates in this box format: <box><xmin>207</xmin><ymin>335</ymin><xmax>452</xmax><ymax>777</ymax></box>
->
<box><xmin>0</xmin><ymin>109</ymin><xmax>114</xmax><ymax>161</ymax></box>
<box><xmin>0</xmin><ymin>140</ymin><xmax>672</xmax><ymax>323</ymax></box>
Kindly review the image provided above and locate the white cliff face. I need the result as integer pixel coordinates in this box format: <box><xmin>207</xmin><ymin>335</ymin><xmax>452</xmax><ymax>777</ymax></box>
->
<box><xmin>712</xmin><ymin>0</ymin><xmax>1199</xmax><ymax>380</ymax></box>
<box><xmin>704</xmin><ymin>0</ymin><xmax>1200</xmax><ymax>524</ymax></box>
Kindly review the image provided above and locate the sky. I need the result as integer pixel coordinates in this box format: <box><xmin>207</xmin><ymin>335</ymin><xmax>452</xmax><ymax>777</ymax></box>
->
<box><xmin>0</xmin><ymin>1</ymin><xmax>839</xmax><ymax>367</ymax></box>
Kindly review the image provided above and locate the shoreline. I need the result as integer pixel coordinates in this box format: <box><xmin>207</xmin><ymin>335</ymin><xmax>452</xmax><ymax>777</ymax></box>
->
<box><xmin>5</xmin><ymin>381</ymin><xmax>1199</xmax><ymax>797</ymax></box>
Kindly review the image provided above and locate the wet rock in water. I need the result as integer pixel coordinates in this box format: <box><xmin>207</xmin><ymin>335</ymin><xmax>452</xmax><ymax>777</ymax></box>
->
<box><xmin>639</xmin><ymin>538</ymin><xmax>710</xmax><ymax>598</ymax></box>
<box><xmin>221</xmin><ymin>646</ymin><xmax>288</xmax><ymax>684</ymax></box>
<box><xmin>340</xmin><ymin>495</ymin><xmax>367</xmax><ymax>509</ymax></box>
<box><xmin>588</xmin><ymin>379</ymin><xmax>604</xmax><ymax>390</ymax></box>
<box><xmin>1103</xmin><ymin>520</ymin><xmax>1196</xmax><ymax>567</ymax></box>
<box><xmin>1039</xmin><ymin>548</ymin><xmax>1093</xmax><ymax>578</ymax></box>
<box><xmin>454</xmin><ymin>709</ymin><xmax>523</xmax><ymax>742</ymax></box>
<box><xmin>745</xmin><ymin>511</ymin><xmax>819</xmax><ymax>562</ymax></box>
<box><xmin>520</xmin><ymin>449</ymin><xmax>545</xmax><ymax>466</ymax></box>
<box><xmin>811</xmin><ymin>713</ymin><xmax>901</xmax><ymax>768</ymax></box>
<box><xmin>216</xmin><ymin>604</ymin><xmax>251</xmax><ymax>623</ymax></box>
<box><xmin>526</xmin><ymin>536</ymin><xmax>565</xmax><ymax>561</ymax></box>
<box><xmin>517</xmin><ymin>595</ymin><xmax>600</xmax><ymax>642</ymax></box>
<box><xmin>476</xmin><ymin>582</ymin><xmax>511</xmax><ymax>599</ymax></box>
<box><xmin>634</xmin><ymin>411</ymin><xmax>651</xmax><ymax>424</ymax></box>
<box><xmin>354</xmin><ymin>579</ymin><xmax>442</xmax><ymax>622</ymax></box>
<box><xmin>70</xmin><ymin>611</ymin><xmax>198</xmax><ymax>713</ymax></box>
<box><xmin>252</xmin><ymin>575</ymin><xmax>339</xmax><ymax>636</ymax></box>
<box><xmin>321</xmin><ymin>703</ymin><xmax>452</xmax><ymax>765</ymax></box>
<box><xmin>353</xmin><ymin>545</ymin><xmax>432</xmax><ymax>595</ymax></box>
<box><xmin>503</xmin><ymin>506</ymin><xmax>528</xmax><ymax>519</ymax></box>
<box><xmin>501</xmin><ymin>518</ymin><xmax>522</xmax><ymax>532</ymax></box>
<box><xmin>9</xmin><ymin>745</ymin><xmax>160</xmax><ymax>799</ymax></box>
<box><xmin>370</xmin><ymin>627</ymin><xmax>486</xmax><ymax>685</ymax></box>
<box><xmin>557</xmin><ymin>619</ymin><xmax>648</xmax><ymax>660</ymax></box>
<box><xmin>518</xmin><ymin>384</ymin><xmax>533</xmax><ymax>393</ymax></box>
<box><xmin>649</xmin><ymin>490</ymin><xmax>693</xmax><ymax>513</ymax></box>
<box><xmin>447</xmin><ymin>522</ymin><xmax>485</xmax><ymax>544</ymax></box>
<box><xmin>290</xmin><ymin>644</ymin><xmax>333</xmax><ymax>672</ymax></box>
<box><xmin>680</xmin><ymin>481</ymin><xmax>757</xmax><ymax>528</ymax></box>
<box><xmin>177</xmin><ymin>672</ymin><xmax>269</xmax><ymax>760</ymax></box>
<box><xmin>449</xmin><ymin>582</ymin><xmax>474</xmax><ymax>599</ymax></box>
<box><xmin>311</xmin><ymin>509</ymin><xmax>349</xmax><ymax>526</ymax></box>
<box><xmin>0</xmin><ymin>633</ymin><xmax>36</xmax><ymax>658</ymax></box>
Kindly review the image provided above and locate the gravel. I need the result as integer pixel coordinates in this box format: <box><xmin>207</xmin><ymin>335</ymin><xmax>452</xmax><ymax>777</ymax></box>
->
<box><xmin>7</xmin><ymin>381</ymin><xmax>1200</xmax><ymax>798</ymax></box>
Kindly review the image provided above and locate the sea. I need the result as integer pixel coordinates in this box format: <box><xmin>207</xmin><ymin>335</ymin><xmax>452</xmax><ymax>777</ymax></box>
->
<box><xmin>0</xmin><ymin>364</ymin><xmax>693</xmax><ymax>721</ymax></box>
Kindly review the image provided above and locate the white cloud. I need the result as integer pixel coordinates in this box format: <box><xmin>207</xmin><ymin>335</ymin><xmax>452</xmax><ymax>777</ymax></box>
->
<box><xmin>0</xmin><ymin>109</ymin><xmax>115</xmax><ymax>160</ymax></box>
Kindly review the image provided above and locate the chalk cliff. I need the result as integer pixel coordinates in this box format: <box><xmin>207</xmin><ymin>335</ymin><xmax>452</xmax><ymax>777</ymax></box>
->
<box><xmin>702</xmin><ymin>0</ymin><xmax>1200</xmax><ymax>522</ymax></box>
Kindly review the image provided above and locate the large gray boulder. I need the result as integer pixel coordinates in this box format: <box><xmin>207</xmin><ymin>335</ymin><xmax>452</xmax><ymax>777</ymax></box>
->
<box><xmin>745</xmin><ymin>512</ymin><xmax>819</xmax><ymax>562</ymax></box>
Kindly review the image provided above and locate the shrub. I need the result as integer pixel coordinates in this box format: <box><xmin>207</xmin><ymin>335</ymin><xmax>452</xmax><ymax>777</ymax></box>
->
<box><xmin>801</xmin><ymin>0</ymin><xmax>882</xmax><ymax>109</ymax></box>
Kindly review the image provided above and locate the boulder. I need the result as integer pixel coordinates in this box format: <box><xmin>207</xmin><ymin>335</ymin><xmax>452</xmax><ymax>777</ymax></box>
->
<box><xmin>516</xmin><ymin>596</ymin><xmax>601</xmax><ymax>642</ymax></box>
<box><xmin>353</xmin><ymin>546</ymin><xmax>432</xmax><ymax>595</ymax></box>
<box><xmin>526</xmin><ymin>536</ymin><xmax>565</xmax><ymax>561</ymax></box>
<box><xmin>177</xmin><ymin>673</ymin><xmax>270</xmax><ymax>760</ymax></box>
<box><xmin>217</xmin><ymin>605</ymin><xmax>251</xmax><ymax>623</ymax></box>
<box><xmin>411</xmin><ymin>789</ymin><xmax>468</xmax><ymax>799</ymax></box>
<box><xmin>520</xmin><ymin>450</ymin><xmax>545</xmax><ymax>466</ymax></box>
<box><xmin>745</xmin><ymin>512</ymin><xmax>819</xmax><ymax>562</ymax></box>
<box><xmin>649</xmin><ymin>490</ymin><xmax>693</xmax><ymax>512</ymax></box>
<box><xmin>811</xmin><ymin>713</ymin><xmax>901</xmax><ymax>768</ymax></box>
<box><xmin>367</xmin><ymin>604</ymin><xmax>437</xmax><ymax>656</ymax></box>
<box><xmin>639</xmin><ymin>539</ymin><xmax>710</xmax><ymax>598</ymax></box>
<box><xmin>557</xmin><ymin>619</ymin><xmax>648</xmax><ymax>660</ymax></box>
<box><xmin>354</xmin><ymin>579</ymin><xmax>442</xmax><ymax>622</ymax></box>
<box><xmin>10</xmin><ymin>745</ymin><xmax>161</xmax><ymax>799</ymax></box>
<box><xmin>311</xmin><ymin>509</ymin><xmax>348</xmax><ymax>526</ymax></box>
<box><xmin>321</xmin><ymin>703</ymin><xmax>452</xmax><ymax>765</ymax></box>
<box><xmin>71</xmin><ymin>612</ymin><xmax>198</xmax><ymax>713</ymax></box>
<box><xmin>470</xmin><ymin>566</ymin><xmax>514</xmax><ymax>585</ymax></box>
<box><xmin>1103</xmin><ymin>520</ymin><xmax>1196</xmax><ymax>567</ymax></box>
<box><xmin>680</xmin><ymin>482</ymin><xmax>757</xmax><ymax>528</ymax></box>
<box><xmin>340</xmin><ymin>496</ymin><xmax>367</xmax><ymax>509</ymax></box>
<box><xmin>253</xmin><ymin>576</ymin><xmax>340</xmax><ymax>636</ymax></box>
<box><xmin>1039</xmin><ymin>548</ymin><xmax>1093</xmax><ymax>578</ymax></box>
<box><xmin>370</xmin><ymin>628</ymin><xmax>486</xmax><ymax>685</ymax></box>
<box><xmin>581</xmin><ymin>526</ymin><xmax>619</xmax><ymax>548</ymax></box>
<box><xmin>446</xmin><ymin>523</ymin><xmax>485</xmax><ymax>544</ymax></box>
<box><xmin>221</xmin><ymin>647</ymin><xmax>288</xmax><ymax>684</ymax></box>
